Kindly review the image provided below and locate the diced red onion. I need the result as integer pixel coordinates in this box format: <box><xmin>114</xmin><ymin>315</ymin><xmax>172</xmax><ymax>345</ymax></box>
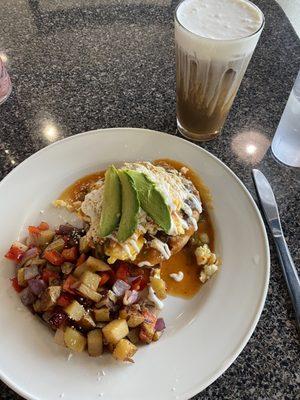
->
<box><xmin>123</xmin><ymin>290</ymin><xmax>139</xmax><ymax>306</ymax></box>
<box><xmin>28</xmin><ymin>279</ymin><xmax>46</xmax><ymax>296</ymax></box>
<box><xmin>127</xmin><ymin>276</ymin><xmax>138</xmax><ymax>284</ymax></box>
<box><xmin>24</xmin><ymin>265</ymin><xmax>39</xmax><ymax>281</ymax></box>
<box><xmin>112</xmin><ymin>279</ymin><xmax>131</xmax><ymax>297</ymax></box>
<box><xmin>18</xmin><ymin>247</ymin><xmax>39</xmax><ymax>268</ymax></box>
<box><xmin>20</xmin><ymin>287</ymin><xmax>36</xmax><ymax>306</ymax></box>
<box><xmin>154</xmin><ymin>318</ymin><xmax>166</xmax><ymax>332</ymax></box>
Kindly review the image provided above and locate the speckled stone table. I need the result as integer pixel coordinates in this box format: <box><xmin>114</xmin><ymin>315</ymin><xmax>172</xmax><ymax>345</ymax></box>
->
<box><xmin>0</xmin><ymin>0</ymin><xmax>299</xmax><ymax>399</ymax></box>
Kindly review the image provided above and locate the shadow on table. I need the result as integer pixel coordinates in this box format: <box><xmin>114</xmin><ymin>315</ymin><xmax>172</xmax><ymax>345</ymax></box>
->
<box><xmin>27</xmin><ymin>0</ymin><xmax>179</xmax><ymax>34</ymax></box>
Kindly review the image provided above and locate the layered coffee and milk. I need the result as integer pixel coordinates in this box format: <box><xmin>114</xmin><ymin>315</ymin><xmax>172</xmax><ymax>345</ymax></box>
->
<box><xmin>175</xmin><ymin>0</ymin><xmax>264</xmax><ymax>141</ymax></box>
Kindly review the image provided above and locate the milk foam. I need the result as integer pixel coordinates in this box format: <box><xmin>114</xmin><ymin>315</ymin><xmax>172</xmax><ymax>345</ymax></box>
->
<box><xmin>177</xmin><ymin>0</ymin><xmax>263</xmax><ymax>40</ymax></box>
<box><xmin>175</xmin><ymin>0</ymin><xmax>264</xmax><ymax>60</ymax></box>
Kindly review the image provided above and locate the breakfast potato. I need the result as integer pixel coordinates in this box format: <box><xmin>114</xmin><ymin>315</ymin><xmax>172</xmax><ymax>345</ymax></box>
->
<box><xmin>112</xmin><ymin>339</ymin><xmax>137</xmax><ymax>361</ymax></box>
<box><xmin>150</xmin><ymin>277</ymin><xmax>167</xmax><ymax>300</ymax></box>
<box><xmin>77</xmin><ymin>283</ymin><xmax>102</xmax><ymax>302</ymax></box>
<box><xmin>79</xmin><ymin>312</ymin><xmax>96</xmax><ymax>329</ymax></box>
<box><xmin>17</xmin><ymin>268</ymin><xmax>27</xmax><ymax>287</ymax></box>
<box><xmin>73</xmin><ymin>262</ymin><xmax>88</xmax><ymax>278</ymax></box>
<box><xmin>94</xmin><ymin>307</ymin><xmax>111</xmax><ymax>322</ymax></box>
<box><xmin>85</xmin><ymin>256</ymin><xmax>111</xmax><ymax>272</ymax></box>
<box><xmin>64</xmin><ymin>327</ymin><xmax>86</xmax><ymax>352</ymax></box>
<box><xmin>33</xmin><ymin>286</ymin><xmax>61</xmax><ymax>312</ymax></box>
<box><xmin>64</xmin><ymin>300</ymin><xmax>85</xmax><ymax>321</ymax></box>
<box><xmin>80</xmin><ymin>271</ymin><xmax>101</xmax><ymax>291</ymax></box>
<box><xmin>102</xmin><ymin>319</ymin><xmax>129</xmax><ymax>345</ymax></box>
<box><xmin>30</xmin><ymin>229</ymin><xmax>55</xmax><ymax>247</ymax></box>
<box><xmin>139</xmin><ymin>310</ymin><xmax>157</xmax><ymax>344</ymax></box>
<box><xmin>127</xmin><ymin>329</ymin><xmax>140</xmax><ymax>345</ymax></box>
<box><xmin>87</xmin><ymin>329</ymin><xmax>103</xmax><ymax>357</ymax></box>
<box><xmin>44</xmin><ymin>238</ymin><xmax>65</xmax><ymax>253</ymax></box>
<box><xmin>79</xmin><ymin>236</ymin><xmax>90</xmax><ymax>253</ymax></box>
<box><xmin>119</xmin><ymin>307</ymin><xmax>145</xmax><ymax>328</ymax></box>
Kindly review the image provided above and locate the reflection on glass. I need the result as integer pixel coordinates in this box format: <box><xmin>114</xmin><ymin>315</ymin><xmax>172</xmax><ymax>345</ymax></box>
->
<box><xmin>231</xmin><ymin>130</ymin><xmax>270</xmax><ymax>164</ymax></box>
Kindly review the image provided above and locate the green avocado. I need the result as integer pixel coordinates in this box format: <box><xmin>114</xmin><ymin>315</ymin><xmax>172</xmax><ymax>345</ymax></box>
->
<box><xmin>117</xmin><ymin>170</ymin><xmax>140</xmax><ymax>242</ymax></box>
<box><xmin>126</xmin><ymin>170</ymin><xmax>171</xmax><ymax>233</ymax></box>
<box><xmin>98</xmin><ymin>165</ymin><xmax>122</xmax><ymax>237</ymax></box>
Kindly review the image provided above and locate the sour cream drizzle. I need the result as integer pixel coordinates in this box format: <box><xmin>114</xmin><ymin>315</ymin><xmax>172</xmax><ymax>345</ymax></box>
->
<box><xmin>150</xmin><ymin>238</ymin><xmax>171</xmax><ymax>260</ymax></box>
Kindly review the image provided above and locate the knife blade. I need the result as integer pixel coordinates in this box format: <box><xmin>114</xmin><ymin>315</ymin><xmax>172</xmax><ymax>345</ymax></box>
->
<box><xmin>252</xmin><ymin>169</ymin><xmax>300</xmax><ymax>333</ymax></box>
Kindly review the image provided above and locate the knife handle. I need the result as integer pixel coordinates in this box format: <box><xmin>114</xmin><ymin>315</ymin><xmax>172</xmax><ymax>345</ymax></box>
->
<box><xmin>274</xmin><ymin>235</ymin><xmax>300</xmax><ymax>332</ymax></box>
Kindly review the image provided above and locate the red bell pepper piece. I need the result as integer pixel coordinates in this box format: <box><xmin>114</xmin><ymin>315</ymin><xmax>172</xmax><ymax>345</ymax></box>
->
<box><xmin>62</xmin><ymin>275</ymin><xmax>78</xmax><ymax>293</ymax></box>
<box><xmin>11</xmin><ymin>277</ymin><xmax>23</xmax><ymax>293</ymax></box>
<box><xmin>28</xmin><ymin>226</ymin><xmax>40</xmax><ymax>236</ymax></box>
<box><xmin>5</xmin><ymin>245</ymin><xmax>25</xmax><ymax>261</ymax></box>
<box><xmin>42</xmin><ymin>269</ymin><xmax>59</xmax><ymax>283</ymax></box>
<box><xmin>44</xmin><ymin>250</ymin><xmax>64</xmax><ymax>266</ymax></box>
<box><xmin>76</xmin><ymin>253</ymin><xmax>86</xmax><ymax>266</ymax></box>
<box><xmin>57</xmin><ymin>293</ymin><xmax>72</xmax><ymax>307</ymax></box>
<box><xmin>61</xmin><ymin>247</ymin><xmax>78</xmax><ymax>262</ymax></box>
<box><xmin>115</xmin><ymin>262</ymin><xmax>129</xmax><ymax>282</ymax></box>
<box><xmin>38</xmin><ymin>221</ymin><xmax>49</xmax><ymax>231</ymax></box>
<box><xmin>99</xmin><ymin>272</ymin><xmax>111</xmax><ymax>286</ymax></box>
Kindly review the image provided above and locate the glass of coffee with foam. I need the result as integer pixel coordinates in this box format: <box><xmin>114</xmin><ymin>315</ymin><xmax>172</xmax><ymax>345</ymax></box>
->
<box><xmin>175</xmin><ymin>0</ymin><xmax>264</xmax><ymax>141</ymax></box>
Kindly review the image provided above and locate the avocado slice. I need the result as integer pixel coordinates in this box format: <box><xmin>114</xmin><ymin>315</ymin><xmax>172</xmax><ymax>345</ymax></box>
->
<box><xmin>98</xmin><ymin>165</ymin><xmax>122</xmax><ymax>237</ymax></box>
<box><xmin>117</xmin><ymin>171</ymin><xmax>140</xmax><ymax>242</ymax></box>
<box><xmin>126</xmin><ymin>170</ymin><xmax>171</xmax><ymax>233</ymax></box>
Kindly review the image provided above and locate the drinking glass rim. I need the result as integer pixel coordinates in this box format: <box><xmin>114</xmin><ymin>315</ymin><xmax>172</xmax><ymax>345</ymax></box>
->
<box><xmin>175</xmin><ymin>0</ymin><xmax>265</xmax><ymax>43</ymax></box>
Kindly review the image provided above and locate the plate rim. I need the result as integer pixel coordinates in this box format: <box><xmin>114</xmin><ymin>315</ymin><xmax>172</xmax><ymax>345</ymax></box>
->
<box><xmin>0</xmin><ymin>127</ymin><xmax>270</xmax><ymax>400</ymax></box>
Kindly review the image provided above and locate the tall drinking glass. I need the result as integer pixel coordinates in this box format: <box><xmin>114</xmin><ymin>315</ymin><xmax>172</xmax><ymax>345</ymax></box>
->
<box><xmin>175</xmin><ymin>0</ymin><xmax>264</xmax><ymax>141</ymax></box>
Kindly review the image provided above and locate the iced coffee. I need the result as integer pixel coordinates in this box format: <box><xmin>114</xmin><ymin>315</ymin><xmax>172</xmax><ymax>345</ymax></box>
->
<box><xmin>175</xmin><ymin>0</ymin><xmax>264</xmax><ymax>141</ymax></box>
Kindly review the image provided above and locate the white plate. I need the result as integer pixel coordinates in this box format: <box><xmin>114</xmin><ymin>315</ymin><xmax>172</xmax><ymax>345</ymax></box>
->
<box><xmin>0</xmin><ymin>128</ymin><xmax>269</xmax><ymax>400</ymax></box>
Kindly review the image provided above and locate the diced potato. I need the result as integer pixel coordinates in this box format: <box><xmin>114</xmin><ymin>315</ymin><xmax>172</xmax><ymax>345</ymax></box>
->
<box><xmin>31</xmin><ymin>229</ymin><xmax>55</xmax><ymax>247</ymax></box>
<box><xmin>119</xmin><ymin>307</ymin><xmax>144</xmax><ymax>328</ymax></box>
<box><xmin>79</xmin><ymin>313</ymin><xmax>96</xmax><ymax>329</ymax></box>
<box><xmin>54</xmin><ymin>328</ymin><xmax>65</xmax><ymax>346</ymax></box>
<box><xmin>33</xmin><ymin>286</ymin><xmax>61</xmax><ymax>312</ymax></box>
<box><xmin>102</xmin><ymin>319</ymin><xmax>129</xmax><ymax>345</ymax></box>
<box><xmin>79</xmin><ymin>236</ymin><xmax>90</xmax><ymax>253</ymax></box>
<box><xmin>87</xmin><ymin>329</ymin><xmax>103</xmax><ymax>357</ymax></box>
<box><xmin>128</xmin><ymin>314</ymin><xmax>145</xmax><ymax>328</ymax></box>
<box><xmin>152</xmin><ymin>331</ymin><xmax>163</xmax><ymax>342</ymax></box>
<box><xmin>44</xmin><ymin>238</ymin><xmax>65</xmax><ymax>253</ymax></box>
<box><xmin>64</xmin><ymin>327</ymin><xmax>86</xmax><ymax>352</ymax></box>
<box><xmin>139</xmin><ymin>309</ymin><xmax>157</xmax><ymax>344</ymax></box>
<box><xmin>150</xmin><ymin>277</ymin><xmax>167</xmax><ymax>300</ymax></box>
<box><xmin>139</xmin><ymin>322</ymin><xmax>155</xmax><ymax>344</ymax></box>
<box><xmin>17</xmin><ymin>268</ymin><xmax>27</xmax><ymax>287</ymax></box>
<box><xmin>64</xmin><ymin>300</ymin><xmax>85</xmax><ymax>321</ymax></box>
<box><xmin>77</xmin><ymin>283</ymin><xmax>102</xmax><ymax>302</ymax></box>
<box><xmin>94</xmin><ymin>307</ymin><xmax>111</xmax><ymax>322</ymax></box>
<box><xmin>85</xmin><ymin>256</ymin><xmax>111</xmax><ymax>272</ymax></box>
<box><xmin>80</xmin><ymin>271</ymin><xmax>101</xmax><ymax>291</ymax></box>
<box><xmin>73</xmin><ymin>262</ymin><xmax>88</xmax><ymax>278</ymax></box>
<box><xmin>61</xmin><ymin>262</ymin><xmax>74</xmax><ymax>275</ymax></box>
<box><xmin>127</xmin><ymin>329</ymin><xmax>140</xmax><ymax>345</ymax></box>
<box><xmin>112</xmin><ymin>339</ymin><xmax>137</xmax><ymax>361</ymax></box>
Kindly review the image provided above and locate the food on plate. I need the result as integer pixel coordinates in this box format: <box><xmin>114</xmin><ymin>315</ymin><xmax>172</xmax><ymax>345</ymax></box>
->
<box><xmin>5</xmin><ymin>159</ymin><xmax>220</xmax><ymax>362</ymax></box>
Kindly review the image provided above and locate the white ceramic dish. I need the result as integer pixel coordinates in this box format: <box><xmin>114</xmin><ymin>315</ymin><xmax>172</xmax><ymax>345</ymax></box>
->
<box><xmin>0</xmin><ymin>128</ymin><xmax>269</xmax><ymax>400</ymax></box>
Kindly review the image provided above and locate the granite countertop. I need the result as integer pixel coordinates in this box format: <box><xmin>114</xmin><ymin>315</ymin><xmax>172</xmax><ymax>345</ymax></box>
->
<box><xmin>0</xmin><ymin>0</ymin><xmax>299</xmax><ymax>399</ymax></box>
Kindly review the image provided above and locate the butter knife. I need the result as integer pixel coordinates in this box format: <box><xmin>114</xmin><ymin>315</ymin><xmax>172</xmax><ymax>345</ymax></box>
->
<box><xmin>252</xmin><ymin>169</ymin><xmax>300</xmax><ymax>332</ymax></box>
